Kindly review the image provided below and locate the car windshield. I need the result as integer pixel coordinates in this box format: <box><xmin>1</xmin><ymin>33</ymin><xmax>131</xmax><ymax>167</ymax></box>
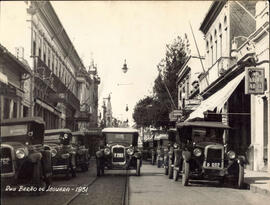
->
<box><xmin>192</xmin><ymin>127</ymin><xmax>224</xmax><ymax>144</ymax></box>
<box><xmin>106</xmin><ymin>133</ymin><xmax>133</xmax><ymax>145</ymax></box>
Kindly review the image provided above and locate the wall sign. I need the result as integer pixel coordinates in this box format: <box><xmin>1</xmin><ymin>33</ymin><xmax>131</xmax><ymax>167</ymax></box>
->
<box><xmin>245</xmin><ymin>67</ymin><xmax>265</xmax><ymax>94</ymax></box>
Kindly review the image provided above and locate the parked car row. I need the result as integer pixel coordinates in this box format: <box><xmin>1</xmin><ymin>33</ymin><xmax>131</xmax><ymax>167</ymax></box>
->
<box><xmin>0</xmin><ymin>117</ymin><xmax>101</xmax><ymax>191</ymax></box>
<box><xmin>144</xmin><ymin>120</ymin><xmax>246</xmax><ymax>189</ymax></box>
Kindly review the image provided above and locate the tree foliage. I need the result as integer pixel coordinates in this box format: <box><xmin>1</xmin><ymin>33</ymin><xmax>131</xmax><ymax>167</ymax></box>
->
<box><xmin>133</xmin><ymin>35</ymin><xmax>189</xmax><ymax>128</ymax></box>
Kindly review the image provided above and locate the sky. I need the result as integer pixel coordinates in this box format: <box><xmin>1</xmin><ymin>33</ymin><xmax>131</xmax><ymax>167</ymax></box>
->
<box><xmin>50</xmin><ymin>1</ymin><xmax>213</xmax><ymax>125</ymax></box>
<box><xmin>1</xmin><ymin>1</ymin><xmax>212</xmax><ymax>126</ymax></box>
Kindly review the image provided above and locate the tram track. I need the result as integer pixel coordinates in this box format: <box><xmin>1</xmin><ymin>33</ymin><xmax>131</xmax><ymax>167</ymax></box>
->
<box><xmin>63</xmin><ymin>170</ymin><xmax>129</xmax><ymax>205</ymax></box>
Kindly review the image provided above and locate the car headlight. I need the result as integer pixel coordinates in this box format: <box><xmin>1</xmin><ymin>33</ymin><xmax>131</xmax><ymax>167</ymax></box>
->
<box><xmin>193</xmin><ymin>148</ymin><xmax>202</xmax><ymax>157</ymax></box>
<box><xmin>61</xmin><ymin>153</ymin><xmax>70</xmax><ymax>159</ymax></box>
<box><xmin>227</xmin><ymin>150</ymin><xmax>236</xmax><ymax>159</ymax></box>
<box><xmin>104</xmin><ymin>147</ymin><xmax>111</xmax><ymax>155</ymax></box>
<box><xmin>16</xmin><ymin>148</ymin><xmax>27</xmax><ymax>159</ymax></box>
<box><xmin>127</xmin><ymin>147</ymin><xmax>134</xmax><ymax>155</ymax></box>
<box><xmin>51</xmin><ymin>149</ymin><xmax>57</xmax><ymax>157</ymax></box>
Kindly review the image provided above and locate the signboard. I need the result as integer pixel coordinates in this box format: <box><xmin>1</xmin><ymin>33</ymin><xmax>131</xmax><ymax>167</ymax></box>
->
<box><xmin>245</xmin><ymin>67</ymin><xmax>265</xmax><ymax>94</ymax></box>
<box><xmin>169</xmin><ymin>110</ymin><xmax>182</xmax><ymax>122</ymax></box>
<box><xmin>185</xmin><ymin>99</ymin><xmax>201</xmax><ymax>106</ymax></box>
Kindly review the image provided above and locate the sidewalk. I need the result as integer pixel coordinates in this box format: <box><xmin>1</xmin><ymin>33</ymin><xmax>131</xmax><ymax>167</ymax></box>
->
<box><xmin>244</xmin><ymin>169</ymin><xmax>270</xmax><ymax>196</ymax></box>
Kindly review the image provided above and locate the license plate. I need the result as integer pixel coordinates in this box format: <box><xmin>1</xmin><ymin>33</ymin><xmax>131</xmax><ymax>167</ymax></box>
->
<box><xmin>206</xmin><ymin>162</ymin><xmax>220</xmax><ymax>168</ymax></box>
<box><xmin>114</xmin><ymin>153</ymin><xmax>124</xmax><ymax>158</ymax></box>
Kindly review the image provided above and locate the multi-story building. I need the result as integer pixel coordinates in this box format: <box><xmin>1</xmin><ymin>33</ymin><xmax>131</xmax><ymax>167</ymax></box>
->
<box><xmin>247</xmin><ymin>1</ymin><xmax>269</xmax><ymax>172</ymax></box>
<box><xmin>0</xmin><ymin>1</ymin><xmax>101</xmax><ymax>131</ymax></box>
<box><xmin>0</xmin><ymin>44</ymin><xmax>32</xmax><ymax>120</ymax></box>
<box><xmin>176</xmin><ymin>55</ymin><xmax>205</xmax><ymax>121</ymax></box>
<box><xmin>76</xmin><ymin>61</ymin><xmax>100</xmax><ymax>130</ymax></box>
<box><xmin>187</xmin><ymin>1</ymin><xmax>259</xmax><ymax>170</ymax></box>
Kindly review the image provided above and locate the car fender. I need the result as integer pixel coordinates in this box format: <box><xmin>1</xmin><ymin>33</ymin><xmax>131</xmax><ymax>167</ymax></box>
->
<box><xmin>42</xmin><ymin>150</ymin><xmax>52</xmax><ymax>174</ymax></box>
<box><xmin>96</xmin><ymin>150</ymin><xmax>104</xmax><ymax>158</ymax></box>
<box><xmin>182</xmin><ymin>150</ymin><xmax>191</xmax><ymax>161</ymax></box>
<box><xmin>237</xmin><ymin>155</ymin><xmax>246</xmax><ymax>165</ymax></box>
<box><xmin>134</xmin><ymin>152</ymin><xmax>141</xmax><ymax>159</ymax></box>
<box><xmin>29</xmin><ymin>152</ymin><xmax>42</xmax><ymax>163</ymax></box>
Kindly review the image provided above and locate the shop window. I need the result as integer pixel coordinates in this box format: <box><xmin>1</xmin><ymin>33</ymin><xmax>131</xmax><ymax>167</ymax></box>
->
<box><xmin>23</xmin><ymin>106</ymin><xmax>29</xmax><ymax>117</ymax></box>
<box><xmin>52</xmin><ymin>55</ymin><xmax>55</xmax><ymax>74</ymax></box>
<box><xmin>43</xmin><ymin>43</ymin><xmax>47</xmax><ymax>64</ymax></box>
<box><xmin>219</xmin><ymin>23</ymin><xmax>222</xmax><ymax>58</ymax></box>
<box><xmin>48</xmin><ymin>48</ymin><xmax>51</xmax><ymax>69</ymax></box>
<box><xmin>12</xmin><ymin>102</ymin><xmax>17</xmax><ymax>118</ymax></box>
<box><xmin>3</xmin><ymin>98</ymin><xmax>10</xmax><ymax>119</ymax></box>
<box><xmin>214</xmin><ymin>29</ymin><xmax>217</xmax><ymax>62</ymax></box>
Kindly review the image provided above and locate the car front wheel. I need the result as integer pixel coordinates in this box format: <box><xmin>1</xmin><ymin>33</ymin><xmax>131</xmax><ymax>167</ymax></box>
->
<box><xmin>173</xmin><ymin>168</ymin><xmax>179</xmax><ymax>181</ymax></box>
<box><xmin>136</xmin><ymin>159</ymin><xmax>141</xmax><ymax>176</ymax></box>
<box><xmin>237</xmin><ymin>164</ymin><xmax>244</xmax><ymax>189</ymax></box>
<box><xmin>96</xmin><ymin>159</ymin><xmax>101</xmax><ymax>177</ymax></box>
<box><xmin>168</xmin><ymin>159</ymin><xmax>173</xmax><ymax>179</ymax></box>
<box><xmin>182</xmin><ymin>160</ymin><xmax>189</xmax><ymax>186</ymax></box>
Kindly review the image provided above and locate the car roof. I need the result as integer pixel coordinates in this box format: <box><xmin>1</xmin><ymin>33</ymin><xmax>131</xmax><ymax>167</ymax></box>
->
<box><xmin>0</xmin><ymin>117</ymin><xmax>45</xmax><ymax>125</ymax></box>
<box><xmin>177</xmin><ymin>121</ymin><xmax>231</xmax><ymax>129</ymax></box>
<box><xmin>72</xmin><ymin>131</ymin><xmax>85</xmax><ymax>136</ymax></box>
<box><xmin>45</xmin><ymin>128</ymin><xmax>72</xmax><ymax>134</ymax></box>
<box><xmin>102</xmin><ymin>127</ymin><xmax>138</xmax><ymax>133</ymax></box>
<box><xmin>155</xmin><ymin>133</ymin><xmax>169</xmax><ymax>140</ymax></box>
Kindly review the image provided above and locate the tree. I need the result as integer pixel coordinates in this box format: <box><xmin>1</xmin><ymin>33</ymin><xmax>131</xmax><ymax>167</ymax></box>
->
<box><xmin>133</xmin><ymin>35</ymin><xmax>189</xmax><ymax>128</ymax></box>
<box><xmin>152</xmin><ymin>35</ymin><xmax>188</xmax><ymax>127</ymax></box>
<box><xmin>133</xmin><ymin>96</ymin><xmax>156</xmax><ymax>127</ymax></box>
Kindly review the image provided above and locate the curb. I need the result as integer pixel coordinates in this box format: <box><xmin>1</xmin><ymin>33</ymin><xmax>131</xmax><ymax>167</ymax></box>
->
<box><xmin>244</xmin><ymin>179</ymin><xmax>270</xmax><ymax>197</ymax></box>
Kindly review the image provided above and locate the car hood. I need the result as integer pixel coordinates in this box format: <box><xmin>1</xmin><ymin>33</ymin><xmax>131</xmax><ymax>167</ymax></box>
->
<box><xmin>107</xmin><ymin>143</ymin><xmax>131</xmax><ymax>148</ymax></box>
<box><xmin>1</xmin><ymin>141</ymin><xmax>26</xmax><ymax>149</ymax></box>
<box><xmin>195</xmin><ymin>142</ymin><xmax>223</xmax><ymax>149</ymax></box>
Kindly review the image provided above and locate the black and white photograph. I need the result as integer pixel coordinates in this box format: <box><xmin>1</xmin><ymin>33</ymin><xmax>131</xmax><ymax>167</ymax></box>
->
<box><xmin>0</xmin><ymin>1</ymin><xmax>269</xmax><ymax>205</ymax></box>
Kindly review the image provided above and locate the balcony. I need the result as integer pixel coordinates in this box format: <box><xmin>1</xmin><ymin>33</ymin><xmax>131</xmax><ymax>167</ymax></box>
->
<box><xmin>74</xmin><ymin>110</ymin><xmax>91</xmax><ymax>122</ymax></box>
<box><xmin>199</xmin><ymin>56</ymin><xmax>234</xmax><ymax>93</ymax></box>
<box><xmin>48</xmin><ymin>91</ymin><xmax>80</xmax><ymax>111</ymax></box>
<box><xmin>33</xmin><ymin>56</ymin><xmax>56</xmax><ymax>93</ymax></box>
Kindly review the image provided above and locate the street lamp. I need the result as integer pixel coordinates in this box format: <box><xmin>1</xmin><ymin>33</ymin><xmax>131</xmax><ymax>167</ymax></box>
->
<box><xmin>122</xmin><ymin>59</ymin><xmax>128</xmax><ymax>73</ymax></box>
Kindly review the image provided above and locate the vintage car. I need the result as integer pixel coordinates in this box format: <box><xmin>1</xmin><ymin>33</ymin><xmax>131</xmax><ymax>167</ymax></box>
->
<box><xmin>44</xmin><ymin>129</ymin><xmax>76</xmax><ymax>179</ymax></box>
<box><xmin>0</xmin><ymin>117</ymin><xmax>52</xmax><ymax>189</ymax></box>
<box><xmin>71</xmin><ymin>131</ymin><xmax>90</xmax><ymax>171</ymax></box>
<box><xmin>96</xmin><ymin>127</ymin><xmax>142</xmax><ymax>176</ymax></box>
<box><xmin>164</xmin><ymin>128</ymin><xmax>176</xmax><ymax>177</ymax></box>
<box><xmin>148</xmin><ymin>128</ymin><xmax>158</xmax><ymax>165</ymax></box>
<box><xmin>155</xmin><ymin>132</ymin><xmax>169</xmax><ymax>168</ymax></box>
<box><xmin>173</xmin><ymin>120</ymin><xmax>246</xmax><ymax>189</ymax></box>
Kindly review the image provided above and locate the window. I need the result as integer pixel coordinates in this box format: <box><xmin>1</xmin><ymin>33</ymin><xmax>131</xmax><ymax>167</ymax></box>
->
<box><xmin>3</xmin><ymin>98</ymin><xmax>10</xmax><ymax>119</ymax></box>
<box><xmin>43</xmin><ymin>43</ymin><xmax>47</xmax><ymax>64</ymax></box>
<box><xmin>13</xmin><ymin>102</ymin><xmax>17</xmax><ymax>118</ymax></box>
<box><xmin>224</xmin><ymin>16</ymin><xmax>228</xmax><ymax>54</ymax></box>
<box><xmin>32</xmin><ymin>30</ymin><xmax>36</xmax><ymax>56</ymax></box>
<box><xmin>219</xmin><ymin>23</ymin><xmax>222</xmax><ymax>58</ymax></box>
<box><xmin>52</xmin><ymin>54</ymin><xmax>55</xmax><ymax>74</ymax></box>
<box><xmin>210</xmin><ymin>35</ymin><xmax>213</xmax><ymax>65</ymax></box>
<box><xmin>48</xmin><ymin>48</ymin><xmax>51</xmax><ymax>69</ymax></box>
<box><xmin>214</xmin><ymin>29</ymin><xmax>217</xmax><ymax>62</ymax></box>
<box><xmin>38</xmin><ymin>37</ymin><xmax>42</xmax><ymax>58</ymax></box>
<box><xmin>206</xmin><ymin>41</ymin><xmax>209</xmax><ymax>67</ymax></box>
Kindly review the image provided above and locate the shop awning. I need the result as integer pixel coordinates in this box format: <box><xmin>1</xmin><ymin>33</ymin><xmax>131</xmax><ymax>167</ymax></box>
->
<box><xmin>186</xmin><ymin>71</ymin><xmax>245</xmax><ymax>121</ymax></box>
<box><xmin>177</xmin><ymin>121</ymin><xmax>231</xmax><ymax>129</ymax></box>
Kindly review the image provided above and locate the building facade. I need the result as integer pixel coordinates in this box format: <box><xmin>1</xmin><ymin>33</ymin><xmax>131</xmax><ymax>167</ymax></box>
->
<box><xmin>1</xmin><ymin>1</ymin><xmax>100</xmax><ymax>131</ymax></box>
<box><xmin>176</xmin><ymin>55</ymin><xmax>204</xmax><ymax>121</ymax></box>
<box><xmin>0</xmin><ymin>44</ymin><xmax>32</xmax><ymax>120</ymax></box>
<box><xmin>76</xmin><ymin>62</ymin><xmax>100</xmax><ymax>130</ymax></box>
<box><xmin>186</xmin><ymin>1</ymin><xmax>263</xmax><ymax>172</ymax></box>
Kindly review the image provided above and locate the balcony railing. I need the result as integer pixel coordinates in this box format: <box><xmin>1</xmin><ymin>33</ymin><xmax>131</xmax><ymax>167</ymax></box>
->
<box><xmin>33</xmin><ymin>56</ymin><xmax>80</xmax><ymax>111</ymax></box>
<box><xmin>199</xmin><ymin>56</ymin><xmax>233</xmax><ymax>93</ymax></box>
